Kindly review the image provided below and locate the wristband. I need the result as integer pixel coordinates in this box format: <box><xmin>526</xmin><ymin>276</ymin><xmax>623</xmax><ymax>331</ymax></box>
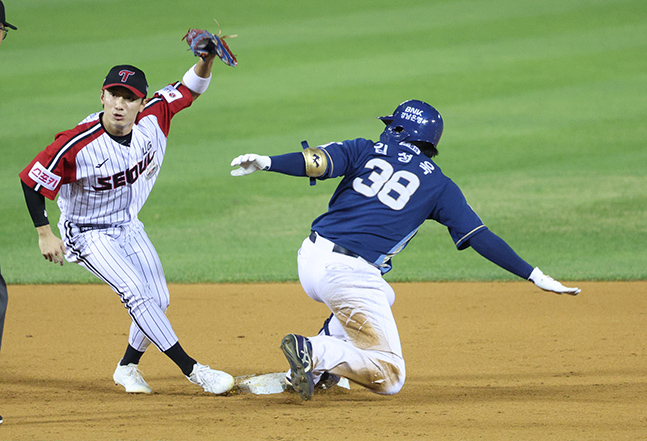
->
<box><xmin>182</xmin><ymin>64</ymin><xmax>211</xmax><ymax>95</ymax></box>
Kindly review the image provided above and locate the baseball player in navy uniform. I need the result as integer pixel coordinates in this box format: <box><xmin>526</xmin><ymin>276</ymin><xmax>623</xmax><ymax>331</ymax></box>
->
<box><xmin>1</xmin><ymin>0</ymin><xmax>17</xmax><ymax>424</ymax></box>
<box><xmin>230</xmin><ymin>99</ymin><xmax>581</xmax><ymax>400</ymax></box>
<box><xmin>20</xmin><ymin>33</ymin><xmax>236</xmax><ymax>395</ymax></box>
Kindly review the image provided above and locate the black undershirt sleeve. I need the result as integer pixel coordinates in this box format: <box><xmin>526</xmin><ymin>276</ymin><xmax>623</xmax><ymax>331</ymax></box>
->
<box><xmin>21</xmin><ymin>180</ymin><xmax>49</xmax><ymax>227</ymax></box>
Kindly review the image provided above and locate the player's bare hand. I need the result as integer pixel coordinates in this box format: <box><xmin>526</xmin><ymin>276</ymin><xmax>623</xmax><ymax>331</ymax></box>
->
<box><xmin>230</xmin><ymin>154</ymin><xmax>271</xmax><ymax>176</ymax></box>
<box><xmin>36</xmin><ymin>225</ymin><xmax>66</xmax><ymax>266</ymax></box>
<box><xmin>529</xmin><ymin>267</ymin><xmax>580</xmax><ymax>295</ymax></box>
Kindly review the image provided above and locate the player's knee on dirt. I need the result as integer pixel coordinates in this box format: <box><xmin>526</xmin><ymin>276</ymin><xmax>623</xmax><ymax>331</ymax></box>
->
<box><xmin>368</xmin><ymin>357</ymin><xmax>406</xmax><ymax>395</ymax></box>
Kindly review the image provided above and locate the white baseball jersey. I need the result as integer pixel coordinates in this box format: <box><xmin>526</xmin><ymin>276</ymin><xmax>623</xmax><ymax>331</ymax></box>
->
<box><xmin>21</xmin><ymin>81</ymin><xmax>191</xmax><ymax>225</ymax></box>
<box><xmin>20</xmin><ymin>81</ymin><xmax>193</xmax><ymax>352</ymax></box>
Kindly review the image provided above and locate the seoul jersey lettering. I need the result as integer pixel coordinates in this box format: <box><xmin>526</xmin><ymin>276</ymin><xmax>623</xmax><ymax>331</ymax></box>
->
<box><xmin>93</xmin><ymin>150</ymin><xmax>156</xmax><ymax>191</ymax></box>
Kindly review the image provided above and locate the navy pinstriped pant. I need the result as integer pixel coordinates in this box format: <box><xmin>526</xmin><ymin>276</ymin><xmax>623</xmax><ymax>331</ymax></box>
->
<box><xmin>62</xmin><ymin>220</ymin><xmax>177</xmax><ymax>353</ymax></box>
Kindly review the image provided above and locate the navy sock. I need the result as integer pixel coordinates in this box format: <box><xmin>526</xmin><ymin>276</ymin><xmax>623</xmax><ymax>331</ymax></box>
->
<box><xmin>164</xmin><ymin>342</ymin><xmax>197</xmax><ymax>376</ymax></box>
<box><xmin>120</xmin><ymin>345</ymin><xmax>144</xmax><ymax>366</ymax></box>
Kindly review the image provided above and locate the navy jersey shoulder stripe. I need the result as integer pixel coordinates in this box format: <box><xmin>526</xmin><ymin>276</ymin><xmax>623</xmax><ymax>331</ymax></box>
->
<box><xmin>34</xmin><ymin>121</ymin><xmax>103</xmax><ymax>192</ymax></box>
<box><xmin>143</xmin><ymin>96</ymin><xmax>164</xmax><ymax>110</ymax></box>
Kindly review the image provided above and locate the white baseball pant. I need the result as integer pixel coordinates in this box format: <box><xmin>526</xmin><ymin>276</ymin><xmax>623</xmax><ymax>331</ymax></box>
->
<box><xmin>298</xmin><ymin>232</ymin><xmax>406</xmax><ymax>395</ymax></box>
<box><xmin>62</xmin><ymin>220</ymin><xmax>177</xmax><ymax>352</ymax></box>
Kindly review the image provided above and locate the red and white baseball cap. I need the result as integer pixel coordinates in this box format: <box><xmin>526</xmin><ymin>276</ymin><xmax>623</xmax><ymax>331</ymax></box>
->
<box><xmin>102</xmin><ymin>65</ymin><xmax>149</xmax><ymax>98</ymax></box>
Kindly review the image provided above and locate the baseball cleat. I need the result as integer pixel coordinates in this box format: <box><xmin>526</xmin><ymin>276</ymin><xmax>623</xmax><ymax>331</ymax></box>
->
<box><xmin>186</xmin><ymin>363</ymin><xmax>235</xmax><ymax>395</ymax></box>
<box><xmin>280</xmin><ymin>334</ymin><xmax>315</xmax><ymax>400</ymax></box>
<box><xmin>286</xmin><ymin>371</ymin><xmax>341</xmax><ymax>391</ymax></box>
<box><xmin>316</xmin><ymin>372</ymin><xmax>341</xmax><ymax>390</ymax></box>
<box><xmin>113</xmin><ymin>362</ymin><xmax>152</xmax><ymax>394</ymax></box>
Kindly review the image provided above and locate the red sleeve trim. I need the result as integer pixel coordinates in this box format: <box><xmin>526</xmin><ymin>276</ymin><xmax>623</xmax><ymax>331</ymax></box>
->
<box><xmin>137</xmin><ymin>82</ymin><xmax>193</xmax><ymax>136</ymax></box>
<box><xmin>19</xmin><ymin>120</ymin><xmax>103</xmax><ymax>200</ymax></box>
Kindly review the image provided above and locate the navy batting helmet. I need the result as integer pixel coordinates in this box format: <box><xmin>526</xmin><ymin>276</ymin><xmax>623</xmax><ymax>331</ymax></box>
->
<box><xmin>378</xmin><ymin>100</ymin><xmax>443</xmax><ymax>155</ymax></box>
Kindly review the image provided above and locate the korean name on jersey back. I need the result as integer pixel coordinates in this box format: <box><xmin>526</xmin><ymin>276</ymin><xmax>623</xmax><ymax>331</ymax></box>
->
<box><xmin>92</xmin><ymin>150</ymin><xmax>156</xmax><ymax>191</ymax></box>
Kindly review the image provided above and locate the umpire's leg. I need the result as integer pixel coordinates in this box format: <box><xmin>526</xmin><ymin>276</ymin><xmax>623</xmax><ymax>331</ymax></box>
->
<box><xmin>0</xmin><ymin>265</ymin><xmax>7</xmax><ymax>353</ymax></box>
<box><xmin>0</xmin><ymin>266</ymin><xmax>7</xmax><ymax>424</ymax></box>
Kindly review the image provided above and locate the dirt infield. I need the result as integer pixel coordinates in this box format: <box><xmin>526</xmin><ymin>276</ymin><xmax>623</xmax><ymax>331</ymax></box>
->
<box><xmin>1</xmin><ymin>282</ymin><xmax>645</xmax><ymax>440</ymax></box>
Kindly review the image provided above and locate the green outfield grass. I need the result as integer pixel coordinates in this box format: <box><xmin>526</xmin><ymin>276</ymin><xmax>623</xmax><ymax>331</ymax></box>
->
<box><xmin>1</xmin><ymin>0</ymin><xmax>645</xmax><ymax>283</ymax></box>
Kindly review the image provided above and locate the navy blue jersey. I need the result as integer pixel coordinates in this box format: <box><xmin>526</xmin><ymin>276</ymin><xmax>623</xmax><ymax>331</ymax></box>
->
<box><xmin>311</xmin><ymin>138</ymin><xmax>486</xmax><ymax>273</ymax></box>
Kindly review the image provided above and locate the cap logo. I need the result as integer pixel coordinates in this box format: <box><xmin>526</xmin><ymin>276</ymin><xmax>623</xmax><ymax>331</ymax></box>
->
<box><xmin>400</xmin><ymin>106</ymin><xmax>428</xmax><ymax>125</ymax></box>
<box><xmin>118</xmin><ymin>70</ymin><xmax>136</xmax><ymax>83</ymax></box>
<box><xmin>404</xmin><ymin>106</ymin><xmax>423</xmax><ymax>115</ymax></box>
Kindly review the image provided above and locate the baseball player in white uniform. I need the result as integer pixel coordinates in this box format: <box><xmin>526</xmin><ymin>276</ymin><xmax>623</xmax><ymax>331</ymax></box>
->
<box><xmin>20</xmin><ymin>33</ymin><xmax>235</xmax><ymax>395</ymax></box>
<box><xmin>230</xmin><ymin>99</ymin><xmax>581</xmax><ymax>400</ymax></box>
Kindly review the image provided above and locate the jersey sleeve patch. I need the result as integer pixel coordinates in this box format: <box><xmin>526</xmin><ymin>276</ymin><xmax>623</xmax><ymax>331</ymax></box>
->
<box><xmin>28</xmin><ymin>161</ymin><xmax>61</xmax><ymax>191</ymax></box>
<box><xmin>158</xmin><ymin>85</ymin><xmax>184</xmax><ymax>103</ymax></box>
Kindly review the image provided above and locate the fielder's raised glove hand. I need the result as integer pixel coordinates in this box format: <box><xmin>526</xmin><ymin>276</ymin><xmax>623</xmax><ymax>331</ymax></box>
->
<box><xmin>182</xmin><ymin>23</ymin><xmax>237</xmax><ymax>66</ymax></box>
<box><xmin>230</xmin><ymin>154</ymin><xmax>271</xmax><ymax>176</ymax></box>
<box><xmin>529</xmin><ymin>267</ymin><xmax>581</xmax><ymax>295</ymax></box>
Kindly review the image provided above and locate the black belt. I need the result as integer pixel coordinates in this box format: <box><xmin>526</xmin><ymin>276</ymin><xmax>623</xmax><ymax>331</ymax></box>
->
<box><xmin>309</xmin><ymin>231</ymin><xmax>360</xmax><ymax>258</ymax></box>
<box><xmin>78</xmin><ymin>224</ymin><xmax>113</xmax><ymax>232</ymax></box>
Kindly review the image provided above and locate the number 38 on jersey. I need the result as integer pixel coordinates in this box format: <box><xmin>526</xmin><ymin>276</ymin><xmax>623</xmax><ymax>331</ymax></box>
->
<box><xmin>352</xmin><ymin>158</ymin><xmax>420</xmax><ymax>211</ymax></box>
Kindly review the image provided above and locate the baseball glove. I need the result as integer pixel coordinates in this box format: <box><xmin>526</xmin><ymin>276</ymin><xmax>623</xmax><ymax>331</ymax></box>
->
<box><xmin>182</xmin><ymin>20</ymin><xmax>237</xmax><ymax>67</ymax></box>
